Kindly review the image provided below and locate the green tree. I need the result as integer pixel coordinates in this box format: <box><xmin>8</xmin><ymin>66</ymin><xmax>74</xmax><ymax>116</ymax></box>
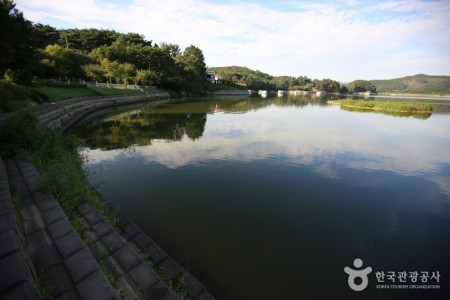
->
<box><xmin>0</xmin><ymin>0</ymin><xmax>36</xmax><ymax>82</ymax></box>
<box><xmin>315</xmin><ymin>78</ymin><xmax>341</xmax><ymax>93</ymax></box>
<box><xmin>176</xmin><ymin>45</ymin><xmax>207</xmax><ymax>93</ymax></box>
<box><xmin>32</xmin><ymin>23</ymin><xmax>59</xmax><ymax>49</ymax></box>
<box><xmin>160</xmin><ymin>42</ymin><xmax>181</xmax><ymax>59</ymax></box>
<box><xmin>347</xmin><ymin>80</ymin><xmax>376</xmax><ymax>93</ymax></box>
<box><xmin>118</xmin><ymin>62</ymin><xmax>136</xmax><ymax>87</ymax></box>
<box><xmin>42</xmin><ymin>44</ymin><xmax>90</xmax><ymax>80</ymax></box>
<box><xmin>100</xmin><ymin>59</ymin><xmax>121</xmax><ymax>84</ymax></box>
<box><xmin>82</xmin><ymin>63</ymin><xmax>104</xmax><ymax>81</ymax></box>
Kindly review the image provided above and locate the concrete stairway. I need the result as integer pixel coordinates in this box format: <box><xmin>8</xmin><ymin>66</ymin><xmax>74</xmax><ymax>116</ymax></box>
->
<box><xmin>0</xmin><ymin>157</ymin><xmax>214</xmax><ymax>299</ymax></box>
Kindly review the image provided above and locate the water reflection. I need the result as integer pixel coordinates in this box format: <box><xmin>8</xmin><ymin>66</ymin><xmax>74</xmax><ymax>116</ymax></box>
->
<box><xmin>74</xmin><ymin>96</ymin><xmax>450</xmax><ymax>180</ymax></box>
<box><xmin>73</xmin><ymin>95</ymin><xmax>450</xmax><ymax>299</ymax></box>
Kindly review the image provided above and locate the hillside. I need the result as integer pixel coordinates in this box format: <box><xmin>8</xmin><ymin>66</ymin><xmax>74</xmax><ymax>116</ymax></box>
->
<box><xmin>371</xmin><ymin>74</ymin><xmax>450</xmax><ymax>95</ymax></box>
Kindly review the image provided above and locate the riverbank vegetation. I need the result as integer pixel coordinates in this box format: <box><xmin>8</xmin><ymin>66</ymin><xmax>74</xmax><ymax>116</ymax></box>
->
<box><xmin>370</xmin><ymin>74</ymin><xmax>450</xmax><ymax>95</ymax></box>
<box><xmin>328</xmin><ymin>99</ymin><xmax>433</xmax><ymax>113</ymax></box>
<box><xmin>0</xmin><ymin>110</ymin><xmax>113</xmax><ymax>222</ymax></box>
<box><xmin>1</xmin><ymin>0</ymin><xmax>208</xmax><ymax>97</ymax></box>
<box><xmin>207</xmin><ymin>66</ymin><xmax>345</xmax><ymax>92</ymax></box>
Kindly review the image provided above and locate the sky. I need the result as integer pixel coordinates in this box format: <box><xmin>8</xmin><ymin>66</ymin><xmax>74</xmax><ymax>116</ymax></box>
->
<box><xmin>15</xmin><ymin>0</ymin><xmax>450</xmax><ymax>82</ymax></box>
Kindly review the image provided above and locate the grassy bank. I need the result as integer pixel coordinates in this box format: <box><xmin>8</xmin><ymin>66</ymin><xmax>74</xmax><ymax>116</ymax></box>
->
<box><xmin>328</xmin><ymin>99</ymin><xmax>433</xmax><ymax>113</ymax></box>
<box><xmin>0</xmin><ymin>110</ymin><xmax>113</xmax><ymax>223</ymax></box>
<box><xmin>30</xmin><ymin>85</ymin><xmax>143</xmax><ymax>101</ymax></box>
<box><xmin>0</xmin><ymin>80</ymin><xmax>146</xmax><ymax>112</ymax></box>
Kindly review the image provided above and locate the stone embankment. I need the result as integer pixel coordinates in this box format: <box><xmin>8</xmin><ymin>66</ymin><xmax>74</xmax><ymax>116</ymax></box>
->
<box><xmin>0</xmin><ymin>94</ymin><xmax>215</xmax><ymax>299</ymax></box>
<box><xmin>0</xmin><ymin>157</ymin><xmax>215</xmax><ymax>299</ymax></box>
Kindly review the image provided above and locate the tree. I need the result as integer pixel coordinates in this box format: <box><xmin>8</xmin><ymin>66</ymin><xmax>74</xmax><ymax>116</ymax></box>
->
<box><xmin>0</xmin><ymin>0</ymin><xmax>36</xmax><ymax>82</ymax></box>
<box><xmin>33</xmin><ymin>23</ymin><xmax>59</xmax><ymax>49</ymax></box>
<box><xmin>100</xmin><ymin>59</ymin><xmax>121</xmax><ymax>84</ymax></box>
<box><xmin>315</xmin><ymin>78</ymin><xmax>341</xmax><ymax>93</ymax></box>
<box><xmin>347</xmin><ymin>80</ymin><xmax>376</xmax><ymax>93</ymax></box>
<box><xmin>42</xmin><ymin>44</ymin><xmax>90</xmax><ymax>80</ymax></box>
<box><xmin>118</xmin><ymin>62</ymin><xmax>136</xmax><ymax>87</ymax></box>
<box><xmin>176</xmin><ymin>45</ymin><xmax>208</xmax><ymax>93</ymax></box>
<box><xmin>134</xmin><ymin>69</ymin><xmax>152</xmax><ymax>86</ymax></box>
<box><xmin>83</xmin><ymin>63</ymin><xmax>104</xmax><ymax>81</ymax></box>
<box><xmin>160</xmin><ymin>43</ymin><xmax>181</xmax><ymax>59</ymax></box>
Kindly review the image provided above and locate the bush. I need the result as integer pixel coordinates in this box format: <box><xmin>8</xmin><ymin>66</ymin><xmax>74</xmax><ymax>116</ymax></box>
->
<box><xmin>0</xmin><ymin>111</ymin><xmax>110</xmax><ymax>220</ymax></box>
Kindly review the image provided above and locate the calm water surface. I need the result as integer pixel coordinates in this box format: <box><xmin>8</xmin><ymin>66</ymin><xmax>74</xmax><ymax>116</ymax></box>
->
<box><xmin>72</xmin><ymin>96</ymin><xmax>450</xmax><ymax>299</ymax></box>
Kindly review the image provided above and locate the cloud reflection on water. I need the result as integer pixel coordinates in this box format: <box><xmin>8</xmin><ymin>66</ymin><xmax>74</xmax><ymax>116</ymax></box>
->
<box><xmin>83</xmin><ymin>104</ymin><xmax>450</xmax><ymax>197</ymax></box>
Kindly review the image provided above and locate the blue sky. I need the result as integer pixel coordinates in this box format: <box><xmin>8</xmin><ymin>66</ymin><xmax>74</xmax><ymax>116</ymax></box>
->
<box><xmin>15</xmin><ymin>0</ymin><xmax>450</xmax><ymax>82</ymax></box>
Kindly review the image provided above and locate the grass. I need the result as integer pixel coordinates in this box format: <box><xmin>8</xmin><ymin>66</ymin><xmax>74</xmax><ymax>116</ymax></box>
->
<box><xmin>0</xmin><ymin>110</ymin><xmax>115</xmax><ymax>222</ymax></box>
<box><xmin>328</xmin><ymin>99</ymin><xmax>433</xmax><ymax>113</ymax></box>
<box><xmin>29</xmin><ymin>86</ymin><xmax>144</xmax><ymax>101</ymax></box>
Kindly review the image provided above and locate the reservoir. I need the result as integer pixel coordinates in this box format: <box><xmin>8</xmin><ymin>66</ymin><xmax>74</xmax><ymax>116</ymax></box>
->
<box><xmin>72</xmin><ymin>95</ymin><xmax>450</xmax><ymax>299</ymax></box>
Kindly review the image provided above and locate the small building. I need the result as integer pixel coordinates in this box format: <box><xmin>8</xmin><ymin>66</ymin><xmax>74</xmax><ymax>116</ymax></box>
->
<box><xmin>206</xmin><ymin>71</ymin><xmax>215</xmax><ymax>83</ymax></box>
<box><xmin>206</xmin><ymin>71</ymin><xmax>223</xmax><ymax>84</ymax></box>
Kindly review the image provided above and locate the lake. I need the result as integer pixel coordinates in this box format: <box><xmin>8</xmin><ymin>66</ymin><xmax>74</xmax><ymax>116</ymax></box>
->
<box><xmin>72</xmin><ymin>95</ymin><xmax>450</xmax><ymax>299</ymax></box>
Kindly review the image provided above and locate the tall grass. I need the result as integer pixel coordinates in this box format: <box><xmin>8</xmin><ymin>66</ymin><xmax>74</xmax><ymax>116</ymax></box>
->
<box><xmin>0</xmin><ymin>110</ymin><xmax>113</xmax><ymax>222</ymax></box>
<box><xmin>329</xmin><ymin>99</ymin><xmax>432</xmax><ymax>113</ymax></box>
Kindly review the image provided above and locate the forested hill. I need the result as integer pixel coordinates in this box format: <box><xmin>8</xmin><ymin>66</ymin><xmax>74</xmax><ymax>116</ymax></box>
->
<box><xmin>370</xmin><ymin>75</ymin><xmax>450</xmax><ymax>95</ymax></box>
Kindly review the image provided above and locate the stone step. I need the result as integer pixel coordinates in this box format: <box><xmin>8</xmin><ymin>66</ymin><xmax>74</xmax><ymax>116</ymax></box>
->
<box><xmin>3</xmin><ymin>158</ymin><xmax>118</xmax><ymax>299</ymax></box>
<box><xmin>78</xmin><ymin>202</ymin><xmax>177</xmax><ymax>299</ymax></box>
<box><xmin>1</xmin><ymin>155</ymin><xmax>215</xmax><ymax>299</ymax></box>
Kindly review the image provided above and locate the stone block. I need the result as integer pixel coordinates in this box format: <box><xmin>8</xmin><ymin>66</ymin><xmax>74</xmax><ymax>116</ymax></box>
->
<box><xmin>122</xmin><ymin>222</ymin><xmax>140</xmax><ymax>239</ymax></box>
<box><xmin>76</xmin><ymin>270</ymin><xmax>117</xmax><ymax>299</ymax></box>
<box><xmin>0</xmin><ymin>281</ymin><xmax>36</xmax><ymax>300</ymax></box>
<box><xmin>42</xmin><ymin>206</ymin><xmax>65</xmax><ymax>226</ymax></box>
<box><xmin>23</xmin><ymin>174</ymin><xmax>41</xmax><ymax>193</ymax></box>
<box><xmin>42</xmin><ymin>263</ymin><xmax>74</xmax><ymax>297</ymax></box>
<box><xmin>28</xmin><ymin>229</ymin><xmax>53</xmax><ymax>254</ymax></box>
<box><xmin>112</xmin><ymin>245</ymin><xmax>142</xmax><ymax>272</ymax></box>
<box><xmin>0</xmin><ymin>229</ymin><xmax>20</xmax><ymax>258</ymax></box>
<box><xmin>92</xmin><ymin>221</ymin><xmax>114</xmax><ymax>238</ymax></box>
<box><xmin>100</xmin><ymin>231</ymin><xmax>126</xmax><ymax>254</ymax></box>
<box><xmin>186</xmin><ymin>273</ymin><xmax>206</xmax><ymax>299</ymax></box>
<box><xmin>131</xmin><ymin>232</ymin><xmax>154</xmax><ymax>249</ymax></box>
<box><xmin>0</xmin><ymin>191</ymin><xmax>13</xmax><ymax>214</ymax></box>
<box><xmin>31</xmin><ymin>244</ymin><xmax>62</xmax><ymax>273</ymax></box>
<box><xmin>19</xmin><ymin>194</ymin><xmax>34</xmax><ymax>208</ymax></box>
<box><xmin>64</xmin><ymin>248</ymin><xmax>99</xmax><ymax>283</ymax></box>
<box><xmin>23</xmin><ymin>215</ymin><xmax>46</xmax><ymax>235</ymax></box>
<box><xmin>47</xmin><ymin>218</ymin><xmax>73</xmax><ymax>240</ymax></box>
<box><xmin>158</xmin><ymin>256</ymin><xmax>184</xmax><ymax>279</ymax></box>
<box><xmin>33</xmin><ymin>190</ymin><xmax>50</xmax><ymax>204</ymax></box>
<box><xmin>117</xmin><ymin>214</ymin><xmax>129</xmax><ymax>228</ymax></box>
<box><xmin>82</xmin><ymin>210</ymin><xmax>103</xmax><ymax>226</ymax></box>
<box><xmin>0</xmin><ymin>212</ymin><xmax>17</xmax><ymax>234</ymax></box>
<box><xmin>128</xmin><ymin>262</ymin><xmax>160</xmax><ymax>292</ymax></box>
<box><xmin>54</xmin><ymin>289</ymin><xmax>80</xmax><ymax>300</ymax></box>
<box><xmin>54</xmin><ymin>231</ymin><xmax>85</xmax><ymax>259</ymax></box>
<box><xmin>145</xmin><ymin>243</ymin><xmax>168</xmax><ymax>265</ymax></box>
<box><xmin>19</xmin><ymin>204</ymin><xmax>40</xmax><ymax>221</ymax></box>
<box><xmin>77</xmin><ymin>202</ymin><xmax>92</xmax><ymax>215</ymax></box>
<box><xmin>0</xmin><ymin>252</ymin><xmax>30</xmax><ymax>291</ymax></box>
<box><xmin>144</xmin><ymin>280</ymin><xmax>177</xmax><ymax>300</ymax></box>
<box><xmin>35</xmin><ymin>196</ymin><xmax>59</xmax><ymax>213</ymax></box>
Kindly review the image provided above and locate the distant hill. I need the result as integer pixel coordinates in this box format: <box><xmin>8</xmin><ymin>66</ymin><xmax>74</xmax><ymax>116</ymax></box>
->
<box><xmin>371</xmin><ymin>74</ymin><xmax>450</xmax><ymax>95</ymax></box>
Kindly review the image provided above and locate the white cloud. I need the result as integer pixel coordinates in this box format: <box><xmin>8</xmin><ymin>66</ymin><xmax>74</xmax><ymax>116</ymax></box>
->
<box><xmin>83</xmin><ymin>105</ymin><xmax>450</xmax><ymax>181</ymax></box>
<box><xmin>15</xmin><ymin>0</ymin><xmax>450</xmax><ymax>81</ymax></box>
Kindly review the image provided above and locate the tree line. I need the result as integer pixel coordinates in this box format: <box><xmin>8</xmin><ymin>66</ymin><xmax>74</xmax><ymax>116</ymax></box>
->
<box><xmin>208</xmin><ymin>66</ymin><xmax>377</xmax><ymax>93</ymax></box>
<box><xmin>1</xmin><ymin>0</ymin><xmax>384</xmax><ymax>95</ymax></box>
<box><xmin>0</xmin><ymin>0</ymin><xmax>208</xmax><ymax>94</ymax></box>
